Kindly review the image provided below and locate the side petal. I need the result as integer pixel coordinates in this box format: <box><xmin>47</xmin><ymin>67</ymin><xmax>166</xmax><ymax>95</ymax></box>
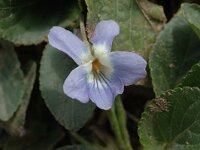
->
<box><xmin>63</xmin><ymin>63</ymin><xmax>92</xmax><ymax>103</ymax></box>
<box><xmin>48</xmin><ymin>26</ymin><xmax>89</xmax><ymax>65</ymax></box>
<box><xmin>88</xmin><ymin>72</ymin><xmax>123</xmax><ymax>110</ymax></box>
<box><xmin>90</xmin><ymin>20</ymin><xmax>119</xmax><ymax>52</ymax></box>
<box><xmin>109</xmin><ymin>51</ymin><xmax>147</xmax><ymax>86</ymax></box>
<box><xmin>109</xmin><ymin>73</ymin><xmax>124</xmax><ymax>95</ymax></box>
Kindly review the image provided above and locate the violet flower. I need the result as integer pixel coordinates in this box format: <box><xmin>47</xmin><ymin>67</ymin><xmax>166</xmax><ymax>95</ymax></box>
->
<box><xmin>48</xmin><ymin>20</ymin><xmax>147</xmax><ymax>110</ymax></box>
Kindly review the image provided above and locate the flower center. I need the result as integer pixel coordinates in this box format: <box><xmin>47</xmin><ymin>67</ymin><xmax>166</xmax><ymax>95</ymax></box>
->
<box><xmin>92</xmin><ymin>58</ymin><xmax>101</xmax><ymax>73</ymax></box>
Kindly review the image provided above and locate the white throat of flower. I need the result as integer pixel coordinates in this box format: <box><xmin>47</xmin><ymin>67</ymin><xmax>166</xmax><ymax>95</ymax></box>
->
<box><xmin>80</xmin><ymin>44</ymin><xmax>113</xmax><ymax>88</ymax></box>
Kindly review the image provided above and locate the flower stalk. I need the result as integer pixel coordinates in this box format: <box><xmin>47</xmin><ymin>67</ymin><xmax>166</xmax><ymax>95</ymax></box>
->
<box><xmin>107</xmin><ymin>96</ymin><xmax>133</xmax><ymax>150</ymax></box>
<box><xmin>79</xmin><ymin>16</ymin><xmax>92</xmax><ymax>53</ymax></box>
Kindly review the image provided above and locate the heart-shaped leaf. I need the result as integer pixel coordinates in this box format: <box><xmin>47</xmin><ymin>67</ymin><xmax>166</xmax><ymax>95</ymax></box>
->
<box><xmin>0</xmin><ymin>0</ymin><xmax>80</xmax><ymax>45</ymax></box>
<box><xmin>177</xmin><ymin>61</ymin><xmax>200</xmax><ymax>88</ymax></box>
<box><xmin>182</xmin><ymin>3</ymin><xmax>200</xmax><ymax>38</ymax></box>
<box><xmin>138</xmin><ymin>87</ymin><xmax>200</xmax><ymax>150</ymax></box>
<box><xmin>0</xmin><ymin>61</ymin><xmax>37</xmax><ymax>136</ymax></box>
<box><xmin>149</xmin><ymin>15</ymin><xmax>200</xmax><ymax>96</ymax></box>
<box><xmin>0</xmin><ymin>39</ymin><xmax>25</xmax><ymax>121</ymax></box>
<box><xmin>40</xmin><ymin>45</ymin><xmax>95</xmax><ymax>131</ymax></box>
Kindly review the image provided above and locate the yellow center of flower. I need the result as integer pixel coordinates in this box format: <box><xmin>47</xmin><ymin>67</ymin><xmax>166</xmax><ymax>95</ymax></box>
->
<box><xmin>92</xmin><ymin>58</ymin><xmax>101</xmax><ymax>73</ymax></box>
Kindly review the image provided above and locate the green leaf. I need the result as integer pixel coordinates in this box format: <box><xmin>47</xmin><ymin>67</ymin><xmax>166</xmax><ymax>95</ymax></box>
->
<box><xmin>182</xmin><ymin>3</ymin><xmax>200</xmax><ymax>38</ymax></box>
<box><xmin>56</xmin><ymin>145</ymin><xmax>98</xmax><ymax>150</ymax></box>
<box><xmin>40</xmin><ymin>45</ymin><xmax>95</xmax><ymax>131</ymax></box>
<box><xmin>137</xmin><ymin>0</ymin><xmax>166</xmax><ymax>31</ymax></box>
<box><xmin>177</xmin><ymin>61</ymin><xmax>200</xmax><ymax>88</ymax></box>
<box><xmin>0</xmin><ymin>39</ymin><xmax>25</xmax><ymax>121</ymax></box>
<box><xmin>149</xmin><ymin>15</ymin><xmax>200</xmax><ymax>96</ymax></box>
<box><xmin>138</xmin><ymin>87</ymin><xmax>200</xmax><ymax>150</ymax></box>
<box><xmin>0</xmin><ymin>61</ymin><xmax>37</xmax><ymax>136</ymax></box>
<box><xmin>85</xmin><ymin>0</ymin><xmax>165</xmax><ymax>59</ymax></box>
<box><xmin>3</xmin><ymin>121</ymin><xmax>64</xmax><ymax>150</ymax></box>
<box><xmin>0</xmin><ymin>0</ymin><xmax>80</xmax><ymax>45</ymax></box>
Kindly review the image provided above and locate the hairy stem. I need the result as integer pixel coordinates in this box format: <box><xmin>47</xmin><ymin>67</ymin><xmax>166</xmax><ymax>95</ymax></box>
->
<box><xmin>79</xmin><ymin>15</ymin><xmax>92</xmax><ymax>52</ymax></box>
<box><xmin>107</xmin><ymin>96</ymin><xmax>133</xmax><ymax>150</ymax></box>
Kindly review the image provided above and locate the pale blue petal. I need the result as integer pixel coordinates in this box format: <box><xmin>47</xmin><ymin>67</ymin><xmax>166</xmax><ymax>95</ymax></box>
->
<box><xmin>48</xmin><ymin>26</ymin><xmax>89</xmax><ymax>65</ymax></box>
<box><xmin>90</xmin><ymin>20</ymin><xmax>119</xmax><ymax>52</ymax></box>
<box><xmin>89</xmin><ymin>79</ymin><xmax>114</xmax><ymax>110</ymax></box>
<box><xmin>88</xmin><ymin>72</ymin><xmax>123</xmax><ymax>110</ymax></box>
<box><xmin>109</xmin><ymin>73</ymin><xmax>124</xmax><ymax>95</ymax></box>
<box><xmin>63</xmin><ymin>64</ymin><xmax>92</xmax><ymax>103</ymax></box>
<box><xmin>110</xmin><ymin>51</ymin><xmax>147</xmax><ymax>86</ymax></box>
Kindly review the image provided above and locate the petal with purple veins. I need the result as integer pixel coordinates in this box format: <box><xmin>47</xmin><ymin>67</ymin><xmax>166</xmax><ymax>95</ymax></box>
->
<box><xmin>88</xmin><ymin>77</ymin><xmax>115</xmax><ymax>110</ymax></box>
<box><xmin>88</xmin><ymin>72</ymin><xmax>123</xmax><ymax>110</ymax></box>
<box><xmin>48</xmin><ymin>26</ymin><xmax>90</xmax><ymax>65</ymax></box>
<box><xmin>109</xmin><ymin>51</ymin><xmax>147</xmax><ymax>86</ymax></box>
<box><xmin>90</xmin><ymin>20</ymin><xmax>119</xmax><ymax>52</ymax></box>
<box><xmin>63</xmin><ymin>63</ymin><xmax>92</xmax><ymax>103</ymax></box>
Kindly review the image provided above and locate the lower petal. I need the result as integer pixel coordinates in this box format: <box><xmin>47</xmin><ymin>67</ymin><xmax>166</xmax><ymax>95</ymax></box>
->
<box><xmin>110</xmin><ymin>51</ymin><xmax>147</xmax><ymax>86</ymax></box>
<box><xmin>63</xmin><ymin>63</ymin><xmax>92</xmax><ymax>103</ymax></box>
<box><xmin>88</xmin><ymin>78</ymin><xmax>114</xmax><ymax>110</ymax></box>
<box><xmin>88</xmin><ymin>72</ymin><xmax>123</xmax><ymax>110</ymax></box>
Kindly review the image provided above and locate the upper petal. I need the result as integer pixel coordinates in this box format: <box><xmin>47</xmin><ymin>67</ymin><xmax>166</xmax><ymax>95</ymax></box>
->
<box><xmin>109</xmin><ymin>51</ymin><xmax>147</xmax><ymax>86</ymax></box>
<box><xmin>63</xmin><ymin>63</ymin><xmax>92</xmax><ymax>103</ymax></box>
<box><xmin>90</xmin><ymin>20</ymin><xmax>119</xmax><ymax>52</ymax></box>
<box><xmin>48</xmin><ymin>26</ymin><xmax>90</xmax><ymax>65</ymax></box>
